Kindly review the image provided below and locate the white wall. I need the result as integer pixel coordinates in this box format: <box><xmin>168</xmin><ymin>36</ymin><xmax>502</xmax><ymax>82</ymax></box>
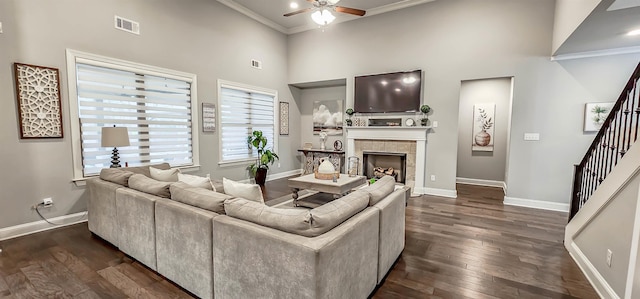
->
<box><xmin>552</xmin><ymin>0</ymin><xmax>601</xmax><ymax>54</ymax></box>
<box><xmin>0</xmin><ymin>0</ymin><xmax>296</xmax><ymax>229</ymax></box>
<box><xmin>287</xmin><ymin>0</ymin><xmax>640</xmax><ymax>205</ymax></box>
<box><xmin>457</xmin><ymin>77</ymin><xmax>512</xmax><ymax>182</ymax></box>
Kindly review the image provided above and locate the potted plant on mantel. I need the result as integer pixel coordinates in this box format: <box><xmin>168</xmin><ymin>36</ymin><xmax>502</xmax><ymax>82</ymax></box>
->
<box><xmin>420</xmin><ymin>104</ymin><xmax>431</xmax><ymax>126</ymax></box>
<box><xmin>247</xmin><ymin>130</ymin><xmax>279</xmax><ymax>186</ymax></box>
<box><xmin>345</xmin><ymin>108</ymin><xmax>355</xmax><ymax>126</ymax></box>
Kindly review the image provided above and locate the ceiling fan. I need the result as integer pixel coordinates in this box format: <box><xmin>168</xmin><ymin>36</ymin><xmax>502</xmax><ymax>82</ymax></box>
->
<box><xmin>284</xmin><ymin>0</ymin><xmax>366</xmax><ymax>26</ymax></box>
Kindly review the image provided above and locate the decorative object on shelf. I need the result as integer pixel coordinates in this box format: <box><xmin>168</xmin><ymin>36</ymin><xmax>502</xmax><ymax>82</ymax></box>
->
<box><xmin>315</xmin><ymin>158</ymin><xmax>338</xmax><ymax>180</ymax></box>
<box><xmin>279</xmin><ymin>101</ymin><xmax>289</xmax><ymax>135</ymax></box>
<box><xmin>345</xmin><ymin>108</ymin><xmax>354</xmax><ymax>126</ymax></box>
<box><xmin>354</xmin><ymin>117</ymin><xmax>367</xmax><ymax>127</ymax></box>
<box><xmin>313</xmin><ymin>100</ymin><xmax>343</xmax><ymax>135</ymax></box>
<box><xmin>303</xmin><ymin>142</ymin><xmax>313</xmax><ymax>150</ymax></box>
<box><xmin>420</xmin><ymin>104</ymin><xmax>431</xmax><ymax>126</ymax></box>
<box><xmin>405</xmin><ymin>118</ymin><xmax>416</xmax><ymax>127</ymax></box>
<box><xmin>333</xmin><ymin>140</ymin><xmax>343</xmax><ymax>151</ymax></box>
<box><xmin>202</xmin><ymin>103</ymin><xmax>216</xmax><ymax>132</ymax></box>
<box><xmin>101</xmin><ymin>126</ymin><xmax>130</xmax><ymax>168</ymax></box>
<box><xmin>472</xmin><ymin>103</ymin><xmax>495</xmax><ymax>152</ymax></box>
<box><xmin>584</xmin><ymin>102</ymin><xmax>614</xmax><ymax>132</ymax></box>
<box><xmin>13</xmin><ymin>63</ymin><xmax>63</xmax><ymax>139</ymax></box>
<box><xmin>347</xmin><ymin>156</ymin><xmax>360</xmax><ymax>177</ymax></box>
<box><xmin>247</xmin><ymin>130</ymin><xmax>279</xmax><ymax>186</ymax></box>
<box><xmin>319</xmin><ymin>131</ymin><xmax>328</xmax><ymax>150</ymax></box>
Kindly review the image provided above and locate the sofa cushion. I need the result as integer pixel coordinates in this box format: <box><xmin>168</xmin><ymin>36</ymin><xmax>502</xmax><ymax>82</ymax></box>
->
<box><xmin>178</xmin><ymin>173</ymin><xmax>215</xmax><ymax>190</ymax></box>
<box><xmin>128</xmin><ymin>174</ymin><xmax>171</xmax><ymax>198</ymax></box>
<box><xmin>223</xmin><ymin>178</ymin><xmax>264</xmax><ymax>204</ymax></box>
<box><xmin>170</xmin><ymin>181</ymin><xmax>232</xmax><ymax>214</ymax></box>
<box><xmin>150</xmin><ymin>167</ymin><xmax>180</xmax><ymax>182</ymax></box>
<box><xmin>224</xmin><ymin>190</ymin><xmax>370</xmax><ymax>237</ymax></box>
<box><xmin>123</xmin><ymin>163</ymin><xmax>171</xmax><ymax>177</ymax></box>
<box><xmin>362</xmin><ymin>175</ymin><xmax>396</xmax><ymax>205</ymax></box>
<box><xmin>99</xmin><ymin>168</ymin><xmax>134</xmax><ymax>186</ymax></box>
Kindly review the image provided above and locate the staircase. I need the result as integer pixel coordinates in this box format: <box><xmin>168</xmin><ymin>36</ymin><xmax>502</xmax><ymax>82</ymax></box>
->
<box><xmin>570</xmin><ymin>62</ymin><xmax>640</xmax><ymax>220</ymax></box>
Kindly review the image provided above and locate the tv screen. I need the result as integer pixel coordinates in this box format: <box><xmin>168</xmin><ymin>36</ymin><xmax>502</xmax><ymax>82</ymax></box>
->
<box><xmin>354</xmin><ymin>70</ymin><xmax>422</xmax><ymax>113</ymax></box>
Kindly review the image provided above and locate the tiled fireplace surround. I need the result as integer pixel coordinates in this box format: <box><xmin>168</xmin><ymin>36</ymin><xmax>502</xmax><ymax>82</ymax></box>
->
<box><xmin>346</xmin><ymin>127</ymin><xmax>428</xmax><ymax>195</ymax></box>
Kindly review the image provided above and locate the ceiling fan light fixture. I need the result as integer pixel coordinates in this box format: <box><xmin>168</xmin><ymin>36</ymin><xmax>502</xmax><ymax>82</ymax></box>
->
<box><xmin>311</xmin><ymin>9</ymin><xmax>335</xmax><ymax>26</ymax></box>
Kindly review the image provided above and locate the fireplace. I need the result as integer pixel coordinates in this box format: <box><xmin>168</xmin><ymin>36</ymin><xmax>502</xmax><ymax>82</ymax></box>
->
<box><xmin>363</xmin><ymin>151</ymin><xmax>407</xmax><ymax>184</ymax></box>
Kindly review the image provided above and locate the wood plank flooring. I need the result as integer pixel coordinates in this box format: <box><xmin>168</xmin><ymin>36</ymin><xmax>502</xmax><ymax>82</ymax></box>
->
<box><xmin>0</xmin><ymin>179</ymin><xmax>598</xmax><ymax>298</ymax></box>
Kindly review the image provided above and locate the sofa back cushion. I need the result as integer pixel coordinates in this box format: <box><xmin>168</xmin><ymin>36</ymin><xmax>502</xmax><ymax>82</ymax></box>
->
<box><xmin>99</xmin><ymin>168</ymin><xmax>134</xmax><ymax>186</ymax></box>
<box><xmin>123</xmin><ymin>163</ymin><xmax>171</xmax><ymax>177</ymax></box>
<box><xmin>128</xmin><ymin>174</ymin><xmax>171</xmax><ymax>198</ymax></box>
<box><xmin>170</xmin><ymin>181</ymin><xmax>232</xmax><ymax>214</ymax></box>
<box><xmin>362</xmin><ymin>175</ymin><xmax>396</xmax><ymax>205</ymax></box>
<box><xmin>224</xmin><ymin>190</ymin><xmax>370</xmax><ymax>237</ymax></box>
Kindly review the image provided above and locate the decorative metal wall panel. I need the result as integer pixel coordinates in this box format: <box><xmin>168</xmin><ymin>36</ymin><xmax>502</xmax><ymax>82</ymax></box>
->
<box><xmin>14</xmin><ymin>63</ymin><xmax>63</xmax><ymax>138</ymax></box>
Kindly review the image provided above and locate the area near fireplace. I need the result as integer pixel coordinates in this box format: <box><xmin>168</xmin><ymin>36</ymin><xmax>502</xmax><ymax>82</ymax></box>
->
<box><xmin>346</xmin><ymin>127</ymin><xmax>429</xmax><ymax>195</ymax></box>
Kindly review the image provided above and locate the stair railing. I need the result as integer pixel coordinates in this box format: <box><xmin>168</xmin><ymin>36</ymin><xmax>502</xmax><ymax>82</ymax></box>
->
<box><xmin>570</xmin><ymin>62</ymin><xmax>640</xmax><ymax>221</ymax></box>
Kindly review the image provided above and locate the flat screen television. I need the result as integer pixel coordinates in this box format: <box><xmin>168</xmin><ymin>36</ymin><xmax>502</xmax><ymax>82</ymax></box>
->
<box><xmin>354</xmin><ymin>70</ymin><xmax>422</xmax><ymax>113</ymax></box>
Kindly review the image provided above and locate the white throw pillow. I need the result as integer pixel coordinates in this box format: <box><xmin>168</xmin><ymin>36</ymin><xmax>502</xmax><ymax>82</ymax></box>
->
<box><xmin>150</xmin><ymin>167</ymin><xmax>180</xmax><ymax>182</ymax></box>
<box><xmin>178</xmin><ymin>173</ymin><xmax>215</xmax><ymax>191</ymax></box>
<box><xmin>223</xmin><ymin>177</ymin><xmax>264</xmax><ymax>204</ymax></box>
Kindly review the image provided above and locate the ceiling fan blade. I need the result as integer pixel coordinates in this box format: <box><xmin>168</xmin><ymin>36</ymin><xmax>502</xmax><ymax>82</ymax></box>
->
<box><xmin>335</xmin><ymin>6</ymin><xmax>366</xmax><ymax>16</ymax></box>
<box><xmin>284</xmin><ymin>7</ymin><xmax>313</xmax><ymax>17</ymax></box>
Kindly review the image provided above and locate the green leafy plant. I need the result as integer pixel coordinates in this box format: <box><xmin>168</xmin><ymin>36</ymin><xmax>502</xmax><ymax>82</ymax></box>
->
<box><xmin>246</xmin><ymin>130</ymin><xmax>279</xmax><ymax>176</ymax></box>
<box><xmin>345</xmin><ymin>108</ymin><xmax>355</xmax><ymax>116</ymax></box>
<box><xmin>420</xmin><ymin>104</ymin><xmax>431</xmax><ymax>126</ymax></box>
<box><xmin>476</xmin><ymin>108</ymin><xmax>493</xmax><ymax>131</ymax></box>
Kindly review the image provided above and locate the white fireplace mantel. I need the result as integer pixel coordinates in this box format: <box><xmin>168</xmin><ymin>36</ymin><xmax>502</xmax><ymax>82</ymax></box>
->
<box><xmin>346</xmin><ymin>127</ymin><xmax>429</xmax><ymax>195</ymax></box>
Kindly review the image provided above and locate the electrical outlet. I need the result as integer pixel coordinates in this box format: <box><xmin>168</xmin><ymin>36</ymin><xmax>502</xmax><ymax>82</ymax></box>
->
<box><xmin>430</xmin><ymin>175</ymin><xmax>436</xmax><ymax>181</ymax></box>
<box><xmin>206</xmin><ymin>174</ymin><xmax>210</xmax><ymax>178</ymax></box>
<box><xmin>43</xmin><ymin>197</ymin><xmax>53</xmax><ymax>206</ymax></box>
<box><xmin>432</xmin><ymin>121</ymin><xmax>438</xmax><ymax>128</ymax></box>
<box><xmin>278</xmin><ymin>162</ymin><xmax>281</xmax><ymax>168</ymax></box>
<box><xmin>0</xmin><ymin>22</ymin><xmax>3</xmax><ymax>34</ymax></box>
<box><xmin>524</xmin><ymin>133</ymin><xmax>540</xmax><ymax>141</ymax></box>
<box><xmin>607</xmin><ymin>249</ymin><xmax>613</xmax><ymax>267</ymax></box>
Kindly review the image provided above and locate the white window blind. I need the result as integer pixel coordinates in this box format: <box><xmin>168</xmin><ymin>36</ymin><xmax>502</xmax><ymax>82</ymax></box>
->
<box><xmin>76</xmin><ymin>63</ymin><xmax>194</xmax><ymax>176</ymax></box>
<box><xmin>219</xmin><ymin>82</ymin><xmax>277</xmax><ymax>164</ymax></box>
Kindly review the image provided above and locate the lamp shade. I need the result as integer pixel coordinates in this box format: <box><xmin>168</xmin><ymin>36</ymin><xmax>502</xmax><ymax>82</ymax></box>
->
<box><xmin>101</xmin><ymin>126</ymin><xmax>130</xmax><ymax>147</ymax></box>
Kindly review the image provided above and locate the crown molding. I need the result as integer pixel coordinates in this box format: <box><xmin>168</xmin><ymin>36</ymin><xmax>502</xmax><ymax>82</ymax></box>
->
<box><xmin>217</xmin><ymin>0</ymin><xmax>289</xmax><ymax>34</ymax></box>
<box><xmin>219</xmin><ymin>0</ymin><xmax>436</xmax><ymax>35</ymax></box>
<box><xmin>551</xmin><ymin>45</ymin><xmax>640</xmax><ymax>61</ymax></box>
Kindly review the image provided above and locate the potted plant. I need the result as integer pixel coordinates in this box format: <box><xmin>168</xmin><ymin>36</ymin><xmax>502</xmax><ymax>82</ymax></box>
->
<box><xmin>420</xmin><ymin>104</ymin><xmax>431</xmax><ymax>126</ymax></box>
<box><xmin>247</xmin><ymin>130</ymin><xmax>279</xmax><ymax>186</ymax></box>
<box><xmin>345</xmin><ymin>108</ymin><xmax>355</xmax><ymax>126</ymax></box>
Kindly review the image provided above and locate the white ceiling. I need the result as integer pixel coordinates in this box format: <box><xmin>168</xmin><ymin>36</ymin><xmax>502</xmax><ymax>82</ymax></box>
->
<box><xmin>217</xmin><ymin>0</ymin><xmax>435</xmax><ymax>34</ymax></box>
<box><xmin>555</xmin><ymin>0</ymin><xmax>640</xmax><ymax>56</ymax></box>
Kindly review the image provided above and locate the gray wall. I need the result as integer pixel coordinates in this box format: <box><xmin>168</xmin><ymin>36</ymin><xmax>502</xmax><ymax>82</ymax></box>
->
<box><xmin>287</xmin><ymin>0</ymin><xmax>640</xmax><ymax>203</ymax></box>
<box><xmin>457</xmin><ymin>78</ymin><xmax>512</xmax><ymax>182</ymax></box>
<box><xmin>0</xmin><ymin>0</ymin><xmax>296</xmax><ymax>229</ymax></box>
<box><xmin>574</xmin><ymin>174</ymin><xmax>640</xmax><ymax>297</ymax></box>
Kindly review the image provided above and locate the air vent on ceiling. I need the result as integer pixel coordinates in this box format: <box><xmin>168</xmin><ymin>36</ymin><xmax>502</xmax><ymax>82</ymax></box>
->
<box><xmin>114</xmin><ymin>15</ymin><xmax>140</xmax><ymax>35</ymax></box>
<box><xmin>251</xmin><ymin>59</ymin><xmax>262</xmax><ymax>69</ymax></box>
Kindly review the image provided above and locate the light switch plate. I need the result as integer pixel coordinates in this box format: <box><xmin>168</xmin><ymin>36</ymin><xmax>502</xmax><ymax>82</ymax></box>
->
<box><xmin>524</xmin><ymin>133</ymin><xmax>540</xmax><ymax>141</ymax></box>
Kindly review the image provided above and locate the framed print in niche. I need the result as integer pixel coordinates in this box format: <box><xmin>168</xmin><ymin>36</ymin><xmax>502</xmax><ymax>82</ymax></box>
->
<box><xmin>14</xmin><ymin>63</ymin><xmax>63</xmax><ymax>139</ymax></box>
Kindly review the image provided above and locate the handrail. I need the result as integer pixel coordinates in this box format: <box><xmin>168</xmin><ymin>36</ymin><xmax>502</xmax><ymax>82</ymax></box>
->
<box><xmin>570</xmin><ymin>62</ymin><xmax>640</xmax><ymax>221</ymax></box>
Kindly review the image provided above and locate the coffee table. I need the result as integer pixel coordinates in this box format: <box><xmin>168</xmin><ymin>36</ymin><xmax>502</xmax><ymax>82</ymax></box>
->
<box><xmin>288</xmin><ymin>174</ymin><xmax>367</xmax><ymax>207</ymax></box>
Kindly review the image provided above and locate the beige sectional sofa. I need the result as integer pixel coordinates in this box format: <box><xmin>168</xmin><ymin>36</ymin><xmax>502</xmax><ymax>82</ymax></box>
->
<box><xmin>87</xmin><ymin>164</ymin><xmax>408</xmax><ymax>299</ymax></box>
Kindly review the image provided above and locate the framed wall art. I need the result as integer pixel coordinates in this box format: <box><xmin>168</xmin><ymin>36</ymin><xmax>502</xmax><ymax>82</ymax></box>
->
<box><xmin>14</xmin><ymin>63</ymin><xmax>63</xmax><ymax>139</ymax></box>
<box><xmin>313</xmin><ymin>100</ymin><xmax>343</xmax><ymax>135</ymax></box>
<box><xmin>472</xmin><ymin>103</ymin><xmax>495</xmax><ymax>152</ymax></box>
<box><xmin>584</xmin><ymin>102</ymin><xmax>614</xmax><ymax>132</ymax></box>
<box><xmin>202</xmin><ymin>103</ymin><xmax>216</xmax><ymax>132</ymax></box>
<box><xmin>279</xmin><ymin>101</ymin><xmax>289</xmax><ymax>135</ymax></box>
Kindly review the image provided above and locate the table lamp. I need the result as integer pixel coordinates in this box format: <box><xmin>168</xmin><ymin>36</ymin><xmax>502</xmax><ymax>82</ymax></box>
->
<box><xmin>101</xmin><ymin>126</ymin><xmax>130</xmax><ymax>168</ymax></box>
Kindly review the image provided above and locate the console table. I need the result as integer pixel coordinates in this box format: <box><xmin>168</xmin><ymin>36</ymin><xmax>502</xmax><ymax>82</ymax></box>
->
<box><xmin>298</xmin><ymin>149</ymin><xmax>345</xmax><ymax>174</ymax></box>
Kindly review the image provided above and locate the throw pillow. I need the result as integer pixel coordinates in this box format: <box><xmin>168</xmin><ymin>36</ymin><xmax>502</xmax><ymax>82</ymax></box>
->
<box><xmin>178</xmin><ymin>173</ymin><xmax>216</xmax><ymax>191</ymax></box>
<box><xmin>128</xmin><ymin>174</ymin><xmax>172</xmax><ymax>198</ymax></box>
<box><xmin>222</xmin><ymin>177</ymin><xmax>264</xmax><ymax>204</ymax></box>
<box><xmin>99</xmin><ymin>168</ymin><xmax>134</xmax><ymax>186</ymax></box>
<box><xmin>170</xmin><ymin>181</ymin><xmax>232</xmax><ymax>214</ymax></box>
<box><xmin>150</xmin><ymin>167</ymin><xmax>180</xmax><ymax>182</ymax></box>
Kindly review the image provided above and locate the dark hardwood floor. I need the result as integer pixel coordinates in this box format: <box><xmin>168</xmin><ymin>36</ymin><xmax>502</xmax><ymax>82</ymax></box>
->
<box><xmin>0</xmin><ymin>179</ymin><xmax>598</xmax><ymax>298</ymax></box>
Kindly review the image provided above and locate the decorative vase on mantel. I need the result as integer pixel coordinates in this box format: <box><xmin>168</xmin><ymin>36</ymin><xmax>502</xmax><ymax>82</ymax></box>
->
<box><xmin>474</xmin><ymin>130</ymin><xmax>491</xmax><ymax>146</ymax></box>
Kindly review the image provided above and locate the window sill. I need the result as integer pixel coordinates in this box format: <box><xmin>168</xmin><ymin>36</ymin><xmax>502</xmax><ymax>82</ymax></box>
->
<box><xmin>218</xmin><ymin>159</ymin><xmax>253</xmax><ymax>168</ymax></box>
<box><xmin>72</xmin><ymin>164</ymin><xmax>201</xmax><ymax>187</ymax></box>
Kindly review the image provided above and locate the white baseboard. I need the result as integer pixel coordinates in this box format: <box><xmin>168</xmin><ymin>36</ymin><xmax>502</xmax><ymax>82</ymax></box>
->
<box><xmin>504</xmin><ymin>196</ymin><xmax>569</xmax><ymax>212</ymax></box>
<box><xmin>456</xmin><ymin>177</ymin><xmax>505</xmax><ymax>188</ymax></box>
<box><xmin>422</xmin><ymin>187</ymin><xmax>458</xmax><ymax>198</ymax></box>
<box><xmin>0</xmin><ymin>212</ymin><xmax>88</xmax><ymax>241</ymax></box>
<box><xmin>568</xmin><ymin>242</ymin><xmax>620</xmax><ymax>299</ymax></box>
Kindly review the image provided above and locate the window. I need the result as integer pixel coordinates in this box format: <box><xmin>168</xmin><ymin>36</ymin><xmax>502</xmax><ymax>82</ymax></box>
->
<box><xmin>66</xmin><ymin>50</ymin><xmax>199</xmax><ymax>179</ymax></box>
<box><xmin>218</xmin><ymin>80</ymin><xmax>277</xmax><ymax>164</ymax></box>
